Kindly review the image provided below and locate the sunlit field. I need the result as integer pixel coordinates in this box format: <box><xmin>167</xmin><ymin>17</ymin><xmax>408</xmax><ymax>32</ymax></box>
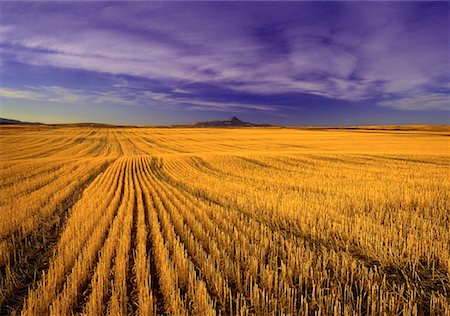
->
<box><xmin>1</xmin><ymin>125</ymin><xmax>449</xmax><ymax>315</ymax></box>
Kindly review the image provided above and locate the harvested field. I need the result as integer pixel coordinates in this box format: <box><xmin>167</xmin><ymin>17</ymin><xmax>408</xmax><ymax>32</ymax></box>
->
<box><xmin>0</xmin><ymin>125</ymin><xmax>449</xmax><ymax>315</ymax></box>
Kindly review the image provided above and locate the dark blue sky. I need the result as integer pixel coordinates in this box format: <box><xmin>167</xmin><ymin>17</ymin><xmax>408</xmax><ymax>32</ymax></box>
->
<box><xmin>0</xmin><ymin>1</ymin><xmax>448</xmax><ymax>125</ymax></box>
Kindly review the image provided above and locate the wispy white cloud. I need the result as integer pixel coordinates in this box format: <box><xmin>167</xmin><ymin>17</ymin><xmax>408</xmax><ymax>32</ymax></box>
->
<box><xmin>0</xmin><ymin>86</ymin><xmax>137</xmax><ymax>106</ymax></box>
<box><xmin>141</xmin><ymin>91</ymin><xmax>280</xmax><ymax>111</ymax></box>
<box><xmin>377</xmin><ymin>93</ymin><xmax>449</xmax><ymax>111</ymax></box>
<box><xmin>0</xmin><ymin>85</ymin><xmax>280</xmax><ymax>112</ymax></box>
<box><xmin>0</xmin><ymin>87</ymin><xmax>44</xmax><ymax>100</ymax></box>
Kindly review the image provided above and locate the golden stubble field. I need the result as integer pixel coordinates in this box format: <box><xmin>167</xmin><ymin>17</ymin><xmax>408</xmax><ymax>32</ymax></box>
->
<box><xmin>0</xmin><ymin>125</ymin><xmax>449</xmax><ymax>315</ymax></box>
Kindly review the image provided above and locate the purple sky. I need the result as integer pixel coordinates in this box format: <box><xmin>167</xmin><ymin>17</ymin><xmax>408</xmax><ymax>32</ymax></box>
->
<box><xmin>0</xmin><ymin>1</ymin><xmax>448</xmax><ymax>125</ymax></box>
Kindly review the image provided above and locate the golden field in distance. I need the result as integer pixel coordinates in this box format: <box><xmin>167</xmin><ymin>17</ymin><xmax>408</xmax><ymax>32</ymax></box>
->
<box><xmin>0</xmin><ymin>125</ymin><xmax>449</xmax><ymax>315</ymax></box>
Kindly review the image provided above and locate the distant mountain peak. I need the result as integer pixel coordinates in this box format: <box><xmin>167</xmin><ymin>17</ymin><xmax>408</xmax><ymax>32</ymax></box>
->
<box><xmin>192</xmin><ymin>116</ymin><xmax>270</xmax><ymax>127</ymax></box>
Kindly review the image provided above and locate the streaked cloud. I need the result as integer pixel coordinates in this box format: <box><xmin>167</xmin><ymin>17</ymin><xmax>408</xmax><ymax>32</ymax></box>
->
<box><xmin>377</xmin><ymin>93</ymin><xmax>449</xmax><ymax>111</ymax></box>
<box><xmin>0</xmin><ymin>2</ymin><xmax>448</xmax><ymax>124</ymax></box>
<box><xmin>0</xmin><ymin>85</ymin><xmax>280</xmax><ymax>112</ymax></box>
<box><xmin>0</xmin><ymin>86</ymin><xmax>136</xmax><ymax>106</ymax></box>
<box><xmin>0</xmin><ymin>87</ymin><xmax>44</xmax><ymax>100</ymax></box>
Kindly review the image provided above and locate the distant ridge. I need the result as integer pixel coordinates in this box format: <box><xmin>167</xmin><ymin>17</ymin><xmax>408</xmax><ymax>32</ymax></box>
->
<box><xmin>192</xmin><ymin>116</ymin><xmax>270</xmax><ymax>127</ymax></box>
<box><xmin>0</xmin><ymin>117</ymin><xmax>42</xmax><ymax>125</ymax></box>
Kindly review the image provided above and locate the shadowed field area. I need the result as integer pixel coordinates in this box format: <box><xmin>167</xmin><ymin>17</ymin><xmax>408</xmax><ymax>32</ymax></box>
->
<box><xmin>0</xmin><ymin>125</ymin><xmax>449</xmax><ymax>315</ymax></box>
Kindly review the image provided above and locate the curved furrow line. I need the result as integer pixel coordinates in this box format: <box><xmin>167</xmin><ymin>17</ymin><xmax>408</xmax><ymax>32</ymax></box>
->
<box><xmin>20</xmin><ymin>159</ymin><xmax>126</xmax><ymax>315</ymax></box>
<box><xmin>185</xmin><ymin>156</ymin><xmax>245</xmax><ymax>180</ymax></box>
<box><xmin>0</xmin><ymin>160</ymin><xmax>90</xmax><ymax>207</ymax></box>
<box><xmin>140</xmin><ymin>156</ymin><xmax>244</xmax><ymax>313</ymax></box>
<box><xmin>153</xmin><ymin>157</ymin><xmax>292</xmax><ymax>312</ymax></box>
<box><xmin>0</xmin><ymin>159</ymin><xmax>112</xmax><ymax>242</ymax></box>
<box><xmin>174</xmin><ymin>155</ymin><xmax>267</xmax><ymax>189</ymax></box>
<box><xmin>0</xmin><ymin>160</ymin><xmax>114</xmax><ymax>315</ymax></box>
<box><xmin>138</xmin><ymin>156</ymin><xmax>215</xmax><ymax>315</ymax></box>
<box><xmin>181</xmin><ymin>155</ymin><xmax>289</xmax><ymax>189</ymax></box>
<box><xmin>0</xmin><ymin>159</ymin><xmax>109</xmax><ymax>250</ymax></box>
<box><xmin>182</xmin><ymin>155</ymin><xmax>325</xmax><ymax>196</ymax></box>
<box><xmin>138</xmin><ymin>157</ymin><xmax>189</xmax><ymax>315</ymax></box>
<box><xmin>161</xmin><ymin>155</ymin><xmax>305</xmax><ymax>223</ymax></box>
<box><xmin>54</xmin><ymin>159</ymin><xmax>124</xmax><ymax>253</ymax></box>
<box><xmin>0</xmin><ymin>159</ymin><xmax>69</xmax><ymax>189</ymax></box>
<box><xmin>163</xmin><ymin>158</ymin><xmax>287</xmax><ymax>247</ymax></box>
